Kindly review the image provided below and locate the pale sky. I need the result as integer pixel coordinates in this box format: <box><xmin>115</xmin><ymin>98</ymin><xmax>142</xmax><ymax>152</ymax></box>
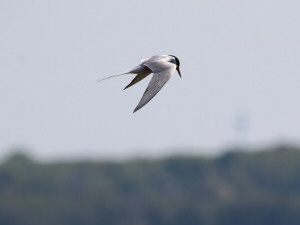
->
<box><xmin>1</xmin><ymin>0</ymin><xmax>300</xmax><ymax>160</ymax></box>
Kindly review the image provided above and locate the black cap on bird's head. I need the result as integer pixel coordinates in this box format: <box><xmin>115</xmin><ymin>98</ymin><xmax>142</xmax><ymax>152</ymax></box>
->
<box><xmin>169</xmin><ymin>55</ymin><xmax>181</xmax><ymax>78</ymax></box>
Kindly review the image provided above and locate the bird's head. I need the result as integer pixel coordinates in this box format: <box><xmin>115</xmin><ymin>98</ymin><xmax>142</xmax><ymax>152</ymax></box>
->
<box><xmin>169</xmin><ymin>55</ymin><xmax>181</xmax><ymax>78</ymax></box>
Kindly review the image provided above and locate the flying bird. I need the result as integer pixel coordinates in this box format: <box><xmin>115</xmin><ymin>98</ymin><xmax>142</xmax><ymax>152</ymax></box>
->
<box><xmin>98</xmin><ymin>55</ymin><xmax>181</xmax><ymax>113</ymax></box>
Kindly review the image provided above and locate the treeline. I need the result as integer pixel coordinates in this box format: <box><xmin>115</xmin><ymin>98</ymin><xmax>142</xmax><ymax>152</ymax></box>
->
<box><xmin>1</xmin><ymin>145</ymin><xmax>300</xmax><ymax>225</ymax></box>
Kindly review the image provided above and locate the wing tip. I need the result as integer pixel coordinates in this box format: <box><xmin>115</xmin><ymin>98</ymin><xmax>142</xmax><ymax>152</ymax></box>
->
<box><xmin>133</xmin><ymin>107</ymin><xmax>138</xmax><ymax>113</ymax></box>
<box><xmin>133</xmin><ymin>105</ymin><xmax>142</xmax><ymax>113</ymax></box>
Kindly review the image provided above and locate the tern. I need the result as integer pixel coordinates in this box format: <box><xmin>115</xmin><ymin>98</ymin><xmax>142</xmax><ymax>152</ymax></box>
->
<box><xmin>98</xmin><ymin>55</ymin><xmax>181</xmax><ymax>113</ymax></box>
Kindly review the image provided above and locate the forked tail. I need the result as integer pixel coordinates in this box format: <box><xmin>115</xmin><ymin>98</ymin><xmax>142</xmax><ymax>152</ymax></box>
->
<box><xmin>96</xmin><ymin>72</ymin><xmax>130</xmax><ymax>83</ymax></box>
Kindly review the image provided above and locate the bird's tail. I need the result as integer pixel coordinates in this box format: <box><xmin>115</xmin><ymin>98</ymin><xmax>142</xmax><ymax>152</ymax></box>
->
<box><xmin>97</xmin><ymin>65</ymin><xmax>147</xmax><ymax>83</ymax></box>
<box><xmin>96</xmin><ymin>72</ymin><xmax>130</xmax><ymax>83</ymax></box>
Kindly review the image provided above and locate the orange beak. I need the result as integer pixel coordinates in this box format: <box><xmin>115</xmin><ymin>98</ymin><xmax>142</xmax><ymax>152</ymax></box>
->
<box><xmin>176</xmin><ymin>67</ymin><xmax>181</xmax><ymax>78</ymax></box>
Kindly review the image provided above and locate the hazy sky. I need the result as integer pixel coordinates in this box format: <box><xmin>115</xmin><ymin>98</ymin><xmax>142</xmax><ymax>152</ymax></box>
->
<box><xmin>1</xmin><ymin>0</ymin><xmax>300</xmax><ymax>160</ymax></box>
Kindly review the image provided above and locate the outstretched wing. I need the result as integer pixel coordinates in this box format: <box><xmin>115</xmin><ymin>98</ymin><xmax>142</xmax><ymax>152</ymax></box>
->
<box><xmin>123</xmin><ymin>65</ymin><xmax>152</xmax><ymax>90</ymax></box>
<box><xmin>133</xmin><ymin>64</ymin><xmax>176</xmax><ymax>113</ymax></box>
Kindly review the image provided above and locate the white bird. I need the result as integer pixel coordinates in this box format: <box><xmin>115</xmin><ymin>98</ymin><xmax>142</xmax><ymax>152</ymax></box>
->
<box><xmin>98</xmin><ymin>55</ymin><xmax>181</xmax><ymax>113</ymax></box>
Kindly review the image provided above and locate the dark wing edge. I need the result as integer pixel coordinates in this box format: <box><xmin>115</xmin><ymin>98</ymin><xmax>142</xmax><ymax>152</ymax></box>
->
<box><xmin>133</xmin><ymin>68</ymin><xmax>175</xmax><ymax>113</ymax></box>
<box><xmin>123</xmin><ymin>66</ymin><xmax>152</xmax><ymax>90</ymax></box>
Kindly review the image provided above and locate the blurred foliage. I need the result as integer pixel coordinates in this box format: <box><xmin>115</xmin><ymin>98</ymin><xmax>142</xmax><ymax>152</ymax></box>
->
<box><xmin>1</xmin><ymin>145</ymin><xmax>300</xmax><ymax>225</ymax></box>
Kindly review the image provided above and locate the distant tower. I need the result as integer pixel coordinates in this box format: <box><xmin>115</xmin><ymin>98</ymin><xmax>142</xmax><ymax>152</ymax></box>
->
<box><xmin>233</xmin><ymin>111</ymin><xmax>250</xmax><ymax>148</ymax></box>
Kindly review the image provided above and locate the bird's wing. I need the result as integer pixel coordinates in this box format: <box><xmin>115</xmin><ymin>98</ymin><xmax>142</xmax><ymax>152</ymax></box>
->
<box><xmin>133</xmin><ymin>62</ymin><xmax>176</xmax><ymax>113</ymax></box>
<box><xmin>123</xmin><ymin>65</ymin><xmax>152</xmax><ymax>90</ymax></box>
<box><xmin>141</xmin><ymin>55</ymin><xmax>169</xmax><ymax>64</ymax></box>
